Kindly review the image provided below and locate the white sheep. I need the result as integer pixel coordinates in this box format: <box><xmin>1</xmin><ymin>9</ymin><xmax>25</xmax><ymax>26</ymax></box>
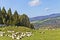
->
<box><xmin>15</xmin><ymin>32</ymin><xmax>19</xmax><ymax>34</ymax></box>
<box><xmin>52</xmin><ymin>29</ymin><xmax>55</xmax><ymax>30</ymax></box>
<box><xmin>16</xmin><ymin>35</ymin><xmax>20</xmax><ymax>40</ymax></box>
<box><xmin>12</xmin><ymin>33</ymin><xmax>16</xmax><ymax>39</ymax></box>
<box><xmin>20</xmin><ymin>33</ymin><xmax>26</xmax><ymax>38</ymax></box>
<box><xmin>8</xmin><ymin>35</ymin><xmax>12</xmax><ymax>37</ymax></box>
<box><xmin>19</xmin><ymin>35</ymin><xmax>23</xmax><ymax>39</ymax></box>
<box><xmin>0</xmin><ymin>31</ymin><xmax>5</xmax><ymax>36</ymax></box>
<box><xmin>26</xmin><ymin>32</ymin><xmax>32</xmax><ymax>37</ymax></box>
<box><xmin>0</xmin><ymin>34</ymin><xmax>3</xmax><ymax>36</ymax></box>
<box><xmin>12</xmin><ymin>34</ymin><xmax>14</xmax><ymax>39</ymax></box>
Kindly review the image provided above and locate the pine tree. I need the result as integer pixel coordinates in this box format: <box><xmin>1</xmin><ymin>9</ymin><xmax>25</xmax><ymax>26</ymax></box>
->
<box><xmin>0</xmin><ymin>7</ymin><xmax>1</xmax><ymax>18</ymax></box>
<box><xmin>1</xmin><ymin>7</ymin><xmax>7</xmax><ymax>24</ymax></box>
<box><xmin>13</xmin><ymin>10</ymin><xmax>19</xmax><ymax>25</ymax></box>
<box><xmin>19</xmin><ymin>14</ymin><xmax>30</xmax><ymax>27</ymax></box>
<box><xmin>7</xmin><ymin>8</ymin><xmax>12</xmax><ymax>25</ymax></box>
<box><xmin>30</xmin><ymin>24</ymin><xmax>34</xmax><ymax>29</ymax></box>
<box><xmin>0</xmin><ymin>7</ymin><xmax>3</xmax><ymax>24</ymax></box>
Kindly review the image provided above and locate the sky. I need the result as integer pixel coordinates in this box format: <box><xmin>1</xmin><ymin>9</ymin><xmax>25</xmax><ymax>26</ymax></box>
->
<box><xmin>0</xmin><ymin>0</ymin><xmax>60</xmax><ymax>18</ymax></box>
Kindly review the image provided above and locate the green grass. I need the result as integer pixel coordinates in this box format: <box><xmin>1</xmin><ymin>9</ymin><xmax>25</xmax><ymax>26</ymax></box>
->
<box><xmin>0</xmin><ymin>26</ymin><xmax>60</xmax><ymax>40</ymax></box>
<box><xmin>22</xmin><ymin>29</ymin><xmax>60</xmax><ymax>40</ymax></box>
<box><xmin>0</xmin><ymin>36</ymin><xmax>13</xmax><ymax>40</ymax></box>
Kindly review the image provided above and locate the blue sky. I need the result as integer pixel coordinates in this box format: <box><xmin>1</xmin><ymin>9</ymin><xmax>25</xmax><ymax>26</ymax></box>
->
<box><xmin>0</xmin><ymin>0</ymin><xmax>60</xmax><ymax>18</ymax></box>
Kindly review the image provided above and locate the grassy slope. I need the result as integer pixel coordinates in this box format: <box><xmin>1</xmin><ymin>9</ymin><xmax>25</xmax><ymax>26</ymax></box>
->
<box><xmin>22</xmin><ymin>29</ymin><xmax>60</xmax><ymax>40</ymax></box>
<box><xmin>0</xmin><ymin>26</ymin><xmax>60</xmax><ymax>40</ymax></box>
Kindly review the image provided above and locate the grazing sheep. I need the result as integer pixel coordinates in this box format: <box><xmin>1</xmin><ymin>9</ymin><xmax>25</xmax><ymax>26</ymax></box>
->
<box><xmin>52</xmin><ymin>29</ymin><xmax>55</xmax><ymax>30</ymax></box>
<box><xmin>15</xmin><ymin>32</ymin><xmax>19</xmax><ymax>34</ymax></box>
<box><xmin>0</xmin><ymin>31</ymin><xmax>5</xmax><ymax>36</ymax></box>
<box><xmin>16</xmin><ymin>35</ymin><xmax>20</xmax><ymax>40</ymax></box>
<box><xmin>20</xmin><ymin>32</ymin><xmax>26</xmax><ymax>38</ymax></box>
<box><xmin>5</xmin><ymin>34</ymin><xmax>8</xmax><ymax>36</ymax></box>
<box><xmin>16</xmin><ymin>35</ymin><xmax>22</xmax><ymax>39</ymax></box>
<box><xmin>0</xmin><ymin>33</ymin><xmax>3</xmax><ymax>36</ymax></box>
<box><xmin>26</xmin><ymin>32</ymin><xmax>32</xmax><ymax>37</ymax></box>
<box><xmin>12</xmin><ymin>33</ymin><xmax>16</xmax><ymax>39</ymax></box>
<box><xmin>19</xmin><ymin>35</ymin><xmax>23</xmax><ymax>39</ymax></box>
<box><xmin>12</xmin><ymin>35</ymin><xmax>14</xmax><ymax>39</ymax></box>
<box><xmin>8</xmin><ymin>35</ymin><xmax>12</xmax><ymax>37</ymax></box>
<box><xmin>22</xmin><ymin>33</ymin><xmax>26</xmax><ymax>37</ymax></box>
<box><xmin>16</xmin><ymin>32</ymin><xmax>26</xmax><ymax>39</ymax></box>
<box><xmin>45</xmin><ymin>29</ymin><xmax>49</xmax><ymax>30</ymax></box>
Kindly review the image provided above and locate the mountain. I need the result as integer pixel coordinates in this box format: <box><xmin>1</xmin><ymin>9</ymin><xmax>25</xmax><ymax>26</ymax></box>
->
<box><xmin>30</xmin><ymin>13</ymin><xmax>60</xmax><ymax>29</ymax></box>
<box><xmin>30</xmin><ymin>13</ymin><xmax>60</xmax><ymax>22</ymax></box>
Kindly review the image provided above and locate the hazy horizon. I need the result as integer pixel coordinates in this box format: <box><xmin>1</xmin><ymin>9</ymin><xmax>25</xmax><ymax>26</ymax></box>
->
<box><xmin>0</xmin><ymin>0</ymin><xmax>60</xmax><ymax>18</ymax></box>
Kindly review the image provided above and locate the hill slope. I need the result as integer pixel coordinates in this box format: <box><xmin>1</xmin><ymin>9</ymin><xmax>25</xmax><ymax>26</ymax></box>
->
<box><xmin>1</xmin><ymin>27</ymin><xmax>60</xmax><ymax>40</ymax></box>
<box><xmin>1</xmin><ymin>26</ymin><xmax>60</xmax><ymax>40</ymax></box>
<box><xmin>30</xmin><ymin>13</ymin><xmax>60</xmax><ymax>29</ymax></box>
<box><xmin>30</xmin><ymin>13</ymin><xmax>60</xmax><ymax>22</ymax></box>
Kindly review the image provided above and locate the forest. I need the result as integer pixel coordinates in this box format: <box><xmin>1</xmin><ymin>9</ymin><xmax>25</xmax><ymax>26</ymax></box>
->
<box><xmin>0</xmin><ymin>7</ymin><xmax>34</xmax><ymax>29</ymax></box>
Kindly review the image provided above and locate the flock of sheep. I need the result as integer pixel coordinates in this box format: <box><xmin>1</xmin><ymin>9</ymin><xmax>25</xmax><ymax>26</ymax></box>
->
<box><xmin>0</xmin><ymin>31</ymin><xmax>32</xmax><ymax>40</ymax></box>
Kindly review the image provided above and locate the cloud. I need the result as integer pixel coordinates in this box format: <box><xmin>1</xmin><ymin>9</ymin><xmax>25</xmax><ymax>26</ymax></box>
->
<box><xmin>44</xmin><ymin>8</ymin><xmax>54</xmax><ymax>13</ymax></box>
<box><xmin>44</xmin><ymin>8</ymin><xmax>50</xmax><ymax>12</ymax></box>
<box><xmin>28</xmin><ymin>0</ymin><xmax>41</xmax><ymax>7</ymax></box>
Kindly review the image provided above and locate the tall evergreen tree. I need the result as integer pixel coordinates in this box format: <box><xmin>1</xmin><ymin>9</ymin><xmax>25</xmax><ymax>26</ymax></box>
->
<box><xmin>19</xmin><ymin>14</ymin><xmax>30</xmax><ymax>27</ymax></box>
<box><xmin>0</xmin><ymin>7</ymin><xmax>2</xmax><ymax>16</ymax></box>
<box><xmin>1</xmin><ymin>7</ymin><xmax>7</xmax><ymax>17</ymax></box>
<box><xmin>7</xmin><ymin>8</ymin><xmax>12</xmax><ymax>25</ymax></box>
<box><xmin>13</xmin><ymin>10</ymin><xmax>19</xmax><ymax>25</ymax></box>
<box><xmin>0</xmin><ymin>7</ymin><xmax>3</xmax><ymax>24</ymax></box>
<box><xmin>1</xmin><ymin>7</ymin><xmax>7</xmax><ymax>24</ymax></box>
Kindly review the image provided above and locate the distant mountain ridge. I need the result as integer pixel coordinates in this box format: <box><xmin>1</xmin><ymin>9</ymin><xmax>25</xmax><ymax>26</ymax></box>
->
<box><xmin>30</xmin><ymin>13</ymin><xmax>60</xmax><ymax>29</ymax></box>
<box><xmin>30</xmin><ymin>13</ymin><xmax>60</xmax><ymax>22</ymax></box>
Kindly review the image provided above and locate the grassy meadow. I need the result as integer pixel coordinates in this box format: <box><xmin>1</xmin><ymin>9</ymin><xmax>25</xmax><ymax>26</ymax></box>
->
<box><xmin>0</xmin><ymin>26</ymin><xmax>60</xmax><ymax>40</ymax></box>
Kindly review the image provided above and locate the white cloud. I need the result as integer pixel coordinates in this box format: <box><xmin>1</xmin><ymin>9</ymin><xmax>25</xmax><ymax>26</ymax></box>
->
<box><xmin>44</xmin><ymin>8</ymin><xmax>50</xmax><ymax>12</ymax></box>
<box><xmin>28</xmin><ymin>0</ymin><xmax>41</xmax><ymax>7</ymax></box>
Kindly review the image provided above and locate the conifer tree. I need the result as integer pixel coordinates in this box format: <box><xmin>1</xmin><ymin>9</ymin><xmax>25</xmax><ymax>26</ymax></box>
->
<box><xmin>0</xmin><ymin>7</ymin><xmax>3</xmax><ymax>24</ymax></box>
<box><xmin>1</xmin><ymin>7</ymin><xmax>7</xmax><ymax>24</ymax></box>
<box><xmin>19</xmin><ymin>14</ymin><xmax>30</xmax><ymax>27</ymax></box>
<box><xmin>7</xmin><ymin>8</ymin><xmax>12</xmax><ymax>25</ymax></box>
<box><xmin>13</xmin><ymin>10</ymin><xmax>19</xmax><ymax>25</ymax></box>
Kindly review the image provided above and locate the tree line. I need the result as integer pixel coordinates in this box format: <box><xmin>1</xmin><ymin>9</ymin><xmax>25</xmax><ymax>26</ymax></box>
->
<box><xmin>0</xmin><ymin>7</ymin><xmax>34</xmax><ymax>29</ymax></box>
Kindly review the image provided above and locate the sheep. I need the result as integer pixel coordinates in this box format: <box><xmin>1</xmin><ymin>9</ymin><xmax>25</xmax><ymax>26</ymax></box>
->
<box><xmin>16</xmin><ymin>32</ymin><xmax>26</xmax><ymax>39</ymax></box>
<box><xmin>0</xmin><ymin>33</ymin><xmax>3</xmax><ymax>36</ymax></box>
<box><xmin>20</xmin><ymin>33</ymin><xmax>26</xmax><ymax>38</ymax></box>
<box><xmin>16</xmin><ymin>35</ymin><xmax>23</xmax><ymax>39</ymax></box>
<box><xmin>19</xmin><ymin>35</ymin><xmax>23</xmax><ymax>39</ymax></box>
<box><xmin>15</xmin><ymin>32</ymin><xmax>19</xmax><ymax>34</ymax></box>
<box><xmin>8</xmin><ymin>35</ymin><xmax>12</xmax><ymax>37</ymax></box>
<box><xmin>16</xmin><ymin>35</ymin><xmax>20</xmax><ymax>40</ymax></box>
<box><xmin>0</xmin><ymin>31</ymin><xmax>5</xmax><ymax>36</ymax></box>
<box><xmin>12</xmin><ymin>34</ymin><xmax>14</xmax><ymax>39</ymax></box>
<box><xmin>52</xmin><ymin>29</ymin><xmax>55</xmax><ymax>30</ymax></box>
<box><xmin>26</xmin><ymin>32</ymin><xmax>32</xmax><ymax>37</ymax></box>
<box><xmin>5</xmin><ymin>34</ymin><xmax>8</xmax><ymax>36</ymax></box>
<box><xmin>22</xmin><ymin>33</ymin><xmax>26</xmax><ymax>37</ymax></box>
<box><xmin>12</xmin><ymin>33</ymin><xmax>16</xmax><ymax>39</ymax></box>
